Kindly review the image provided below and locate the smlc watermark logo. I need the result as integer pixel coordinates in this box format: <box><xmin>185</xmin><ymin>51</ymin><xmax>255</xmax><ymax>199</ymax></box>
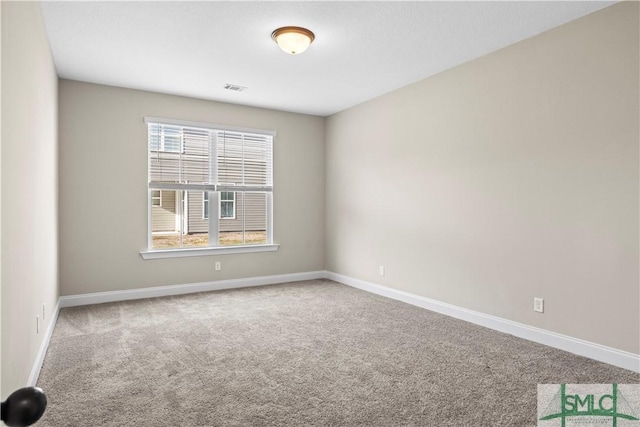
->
<box><xmin>538</xmin><ymin>384</ymin><xmax>640</xmax><ymax>427</ymax></box>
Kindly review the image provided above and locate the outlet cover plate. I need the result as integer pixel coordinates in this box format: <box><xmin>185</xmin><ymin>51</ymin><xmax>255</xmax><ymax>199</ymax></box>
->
<box><xmin>534</xmin><ymin>297</ymin><xmax>544</xmax><ymax>313</ymax></box>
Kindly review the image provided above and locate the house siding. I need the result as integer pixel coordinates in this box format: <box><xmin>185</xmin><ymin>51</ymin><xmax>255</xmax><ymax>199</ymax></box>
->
<box><xmin>187</xmin><ymin>191</ymin><xmax>266</xmax><ymax>233</ymax></box>
<box><xmin>152</xmin><ymin>190</ymin><xmax>176</xmax><ymax>232</ymax></box>
<box><xmin>187</xmin><ymin>191</ymin><xmax>207</xmax><ymax>233</ymax></box>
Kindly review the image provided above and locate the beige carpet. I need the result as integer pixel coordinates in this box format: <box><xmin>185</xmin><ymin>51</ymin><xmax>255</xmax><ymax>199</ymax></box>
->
<box><xmin>37</xmin><ymin>279</ymin><xmax>638</xmax><ymax>426</ymax></box>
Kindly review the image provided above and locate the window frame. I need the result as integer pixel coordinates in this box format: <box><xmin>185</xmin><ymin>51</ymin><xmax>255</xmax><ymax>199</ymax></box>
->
<box><xmin>202</xmin><ymin>191</ymin><xmax>235</xmax><ymax>220</ymax></box>
<box><xmin>219</xmin><ymin>191</ymin><xmax>236</xmax><ymax>219</ymax></box>
<box><xmin>142</xmin><ymin>117</ymin><xmax>278</xmax><ymax>259</ymax></box>
<box><xmin>151</xmin><ymin>190</ymin><xmax>162</xmax><ymax>207</ymax></box>
<box><xmin>203</xmin><ymin>192</ymin><xmax>209</xmax><ymax>220</ymax></box>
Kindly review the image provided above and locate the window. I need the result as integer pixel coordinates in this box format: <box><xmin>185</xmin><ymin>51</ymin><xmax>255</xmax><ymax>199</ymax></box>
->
<box><xmin>151</xmin><ymin>190</ymin><xmax>161</xmax><ymax>207</ymax></box>
<box><xmin>146</xmin><ymin>118</ymin><xmax>274</xmax><ymax>254</ymax></box>
<box><xmin>149</xmin><ymin>124</ymin><xmax>182</xmax><ymax>152</ymax></box>
<box><xmin>220</xmin><ymin>191</ymin><xmax>235</xmax><ymax>219</ymax></box>
<box><xmin>204</xmin><ymin>191</ymin><xmax>235</xmax><ymax>219</ymax></box>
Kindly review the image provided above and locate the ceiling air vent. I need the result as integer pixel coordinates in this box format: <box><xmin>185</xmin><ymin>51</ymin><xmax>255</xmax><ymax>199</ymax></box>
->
<box><xmin>224</xmin><ymin>84</ymin><xmax>248</xmax><ymax>92</ymax></box>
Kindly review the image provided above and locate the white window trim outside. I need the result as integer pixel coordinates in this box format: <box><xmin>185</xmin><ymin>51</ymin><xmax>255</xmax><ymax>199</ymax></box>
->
<box><xmin>219</xmin><ymin>191</ymin><xmax>236</xmax><ymax>220</ymax></box>
<box><xmin>151</xmin><ymin>190</ymin><xmax>162</xmax><ymax>207</ymax></box>
<box><xmin>203</xmin><ymin>192</ymin><xmax>209</xmax><ymax>220</ymax></box>
<box><xmin>201</xmin><ymin>190</ymin><xmax>239</xmax><ymax>221</ymax></box>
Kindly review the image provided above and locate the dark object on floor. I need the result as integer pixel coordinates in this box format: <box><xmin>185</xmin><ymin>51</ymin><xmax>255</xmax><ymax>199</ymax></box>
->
<box><xmin>1</xmin><ymin>387</ymin><xmax>47</xmax><ymax>427</ymax></box>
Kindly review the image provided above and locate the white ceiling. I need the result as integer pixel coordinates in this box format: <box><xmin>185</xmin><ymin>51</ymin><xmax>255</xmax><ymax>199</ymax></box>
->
<box><xmin>40</xmin><ymin>1</ymin><xmax>614</xmax><ymax>117</ymax></box>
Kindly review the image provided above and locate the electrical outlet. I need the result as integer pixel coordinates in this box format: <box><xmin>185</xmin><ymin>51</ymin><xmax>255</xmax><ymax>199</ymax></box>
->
<box><xmin>215</xmin><ymin>262</ymin><xmax>221</xmax><ymax>271</ymax></box>
<box><xmin>379</xmin><ymin>265</ymin><xmax>385</xmax><ymax>276</ymax></box>
<box><xmin>534</xmin><ymin>297</ymin><xmax>544</xmax><ymax>313</ymax></box>
<box><xmin>43</xmin><ymin>303</ymin><xmax>46</xmax><ymax>320</ymax></box>
<box><xmin>36</xmin><ymin>315</ymin><xmax>40</xmax><ymax>334</ymax></box>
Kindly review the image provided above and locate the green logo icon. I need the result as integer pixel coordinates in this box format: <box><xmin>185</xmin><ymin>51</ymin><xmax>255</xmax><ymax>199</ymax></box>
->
<box><xmin>539</xmin><ymin>384</ymin><xmax>639</xmax><ymax>427</ymax></box>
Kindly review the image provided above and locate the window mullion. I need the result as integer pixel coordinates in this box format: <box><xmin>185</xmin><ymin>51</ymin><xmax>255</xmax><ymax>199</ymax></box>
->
<box><xmin>242</xmin><ymin>192</ymin><xmax>246</xmax><ymax>244</ymax></box>
<box><xmin>241</xmin><ymin>135</ymin><xmax>245</xmax><ymax>244</ymax></box>
<box><xmin>267</xmin><ymin>192</ymin><xmax>273</xmax><ymax>244</ymax></box>
<box><xmin>208</xmin><ymin>131</ymin><xmax>219</xmax><ymax>246</ymax></box>
<box><xmin>178</xmin><ymin>131</ymin><xmax>183</xmax><ymax>183</ymax></box>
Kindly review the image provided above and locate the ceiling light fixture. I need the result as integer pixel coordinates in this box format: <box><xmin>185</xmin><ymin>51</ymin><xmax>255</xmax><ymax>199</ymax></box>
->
<box><xmin>271</xmin><ymin>26</ymin><xmax>315</xmax><ymax>55</ymax></box>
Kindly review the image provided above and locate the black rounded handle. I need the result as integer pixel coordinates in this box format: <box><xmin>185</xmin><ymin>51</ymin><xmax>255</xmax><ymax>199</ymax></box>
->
<box><xmin>1</xmin><ymin>387</ymin><xmax>47</xmax><ymax>427</ymax></box>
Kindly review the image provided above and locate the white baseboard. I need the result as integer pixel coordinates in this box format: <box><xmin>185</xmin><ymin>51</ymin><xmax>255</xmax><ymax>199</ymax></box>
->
<box><xmin>59</xmin><ymin>270</ymin><xmax>326</xmax><ymax>308</ymax></box>
<box><xmin>32</xmin><ymin>271</ymin><xmax>324</xmax><ymax>385</ymax></box>
<box><xmin>34</xmin><ymin>269</ymin><xmax>639</xmax><ymax>389</ymax></box>
<box><xmin>325</xmin><ymin>271</ymin><xmax>640</xmax><ymax>373</ymax></box>
<box><xmin>27</xmin><ymin>299</ymin><xmax>61</xmax><ymax>386</ymax></box>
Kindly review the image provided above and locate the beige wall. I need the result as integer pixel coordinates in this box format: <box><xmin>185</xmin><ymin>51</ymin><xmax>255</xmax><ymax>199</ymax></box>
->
<box><xmin>0</xmin><ymin>0</ymin><xmax>3</xmax><ymax>402</ymax></box>
<box><xmin>325</xmin><ymin>3</ymin><xmax>639</xmax><ymax>354</ymax></box>
<box><xmin>59</xmin><ymin>81</ymin><xmax>325</xmax><ymax>296</ymax></box>
<box><xmin>1</xmin><ymin>1</ymin><xmax>59</xmax><ymax>397</ymax></box>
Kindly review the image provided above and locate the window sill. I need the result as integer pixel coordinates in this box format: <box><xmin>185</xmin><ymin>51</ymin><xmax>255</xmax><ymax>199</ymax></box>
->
<box><xmin>140</xmin><ymin>244</ymin><xmax>279</xmax><ymax>260</ymax></box>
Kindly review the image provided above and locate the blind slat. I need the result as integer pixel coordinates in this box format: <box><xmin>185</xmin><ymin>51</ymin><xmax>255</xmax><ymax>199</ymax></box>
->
<box><xmin>148</xmin><ymin>122</ymin><xmax>273</xmax><ymax>191</ymax></box>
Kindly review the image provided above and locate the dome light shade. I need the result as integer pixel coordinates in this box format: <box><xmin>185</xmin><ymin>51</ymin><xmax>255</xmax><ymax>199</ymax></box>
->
<box><xmin>271</xmin><ymin>26</ymin><xmax>315</xmax><ymax>55</ymax></box>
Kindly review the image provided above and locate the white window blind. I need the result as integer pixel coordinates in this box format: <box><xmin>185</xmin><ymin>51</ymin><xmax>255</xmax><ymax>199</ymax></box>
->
<box><xmin>149</xmin><ymin>124</ymin><xmax>182</xmax><ymax>152</ymax></box>
<box><xmin>146</xmin><ymin>118</ymin><xmax>274</xmax><ymax>250</ymax></box>
<box><xmin>148</xmin><ymin>125</ymin><xmax>273</xmax><ymax>192</ymax></box>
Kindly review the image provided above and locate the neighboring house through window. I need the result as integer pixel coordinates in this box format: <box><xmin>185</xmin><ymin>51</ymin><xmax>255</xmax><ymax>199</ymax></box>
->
<box><xmin>220</xmin><ymin>191</ymin><xmax>235</xmax><ymax>219</ymax></box>
<box><xmin>149</xmin><ymin>124</ymin><xmax>182</xmax><ymax>152</ymax></box>
<box><xmin>151</xmin><ymin>190</ymin><xmax>161</xmax><ymax>207</ymax></box>
<box><xmin>203</xmin><ymin>191</ymin><xmax>234</xmax><ymax>219</ymax></box>
<box><xmin>146</xmin><ymin>118</ymin><xmax>274</xmax><ymax>253</ymax></box>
